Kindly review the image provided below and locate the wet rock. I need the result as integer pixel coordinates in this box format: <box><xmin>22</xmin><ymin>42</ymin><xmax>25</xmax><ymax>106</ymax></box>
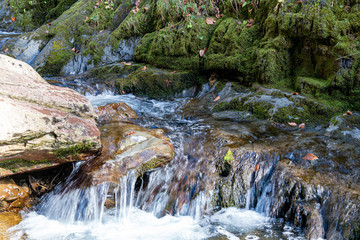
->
<box><xmin>326</xmin><ymin>113</ymin><xmax>360</xmax><ymax>144</ymax></box>
<box><xmin>0</xmin><ymin>54</ymin><xmax>100</xmax><ymax>175</ymax></box>
<box><xmin>192</xmin><ymin>82</ymin><xmax>337</xmax><ymax>126</ymax></box>
<box><xmin>95</xmin><ymin>102</ymin><xmax>137</xmax><ymax>125</ymax></box>
<box><xmin>90</xmin><ymin>123</ymin><xmax>175</xmax><ymax>185</ymax></box>
<box><xmin>0</xmin><ymin>178</ymin><xmax>29</xmax><ymax>212</ymax></box>
<box><xmin>0</xmin><ymin>212</ymin><xmax>22</xmax><ymax>239</ymax></box>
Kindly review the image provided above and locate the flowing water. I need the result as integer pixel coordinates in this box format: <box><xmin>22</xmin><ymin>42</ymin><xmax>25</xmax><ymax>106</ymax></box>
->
<box><xmin>8</xmin><ymin>79</ymin><xmax>305</xmax><ymax>240</ymax></box>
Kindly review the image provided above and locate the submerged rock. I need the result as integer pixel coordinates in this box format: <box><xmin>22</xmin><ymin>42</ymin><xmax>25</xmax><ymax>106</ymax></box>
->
<box><xmin>90</xmin><ymin>123</ymin><xmax>175</xmax><ymax>185</ymax></box>
<box><xmin>95</xmin><ymin>102</ymin><xmax>137</xmax><ymax>125</ymax></box>
<box><xmin>0</xmin><ymin>54</ymin><xmax>101</xmax><ymax>176</ymax></box>
<box><xmin>0</xmin><ymin>178</ymin><xmax>29</xmax><ymax>212</ymax></box>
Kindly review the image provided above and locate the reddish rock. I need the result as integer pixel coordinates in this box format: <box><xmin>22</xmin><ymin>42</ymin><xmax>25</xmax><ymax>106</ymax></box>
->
<box><xmin>95</xmin><ymin>102</ymin><xmax>137</xmax><ymax>124</ymax></box>
<box><xmin>0</xmin><ymin>54</ymin><xmax>101</xmax><ymax>176</ymax></box>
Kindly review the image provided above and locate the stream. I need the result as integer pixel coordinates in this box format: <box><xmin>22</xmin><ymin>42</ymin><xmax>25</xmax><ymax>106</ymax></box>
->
<box><xmin>7</xmin><ymin>77</ymin><xmax>305</xmax><ymax>240</ymax></box>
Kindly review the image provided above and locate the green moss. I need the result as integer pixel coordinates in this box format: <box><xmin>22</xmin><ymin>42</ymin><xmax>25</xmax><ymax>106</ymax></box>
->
<box><xmin>136</xmin><ymin>157</ymin><xmax>170</xmax><ymax>176</ymax></box>
<box><xmin>115</xmin><ymin>67</ymin><xmax>205</xmax><ymax>98</ymax></box>
<box><xmin>37</xmin><ymin>40</ymin><xmax>73</xmax><ymax>76</ymax></box>
<box><xmin>55</xmin><ymin>141</ymin><xmax>97</xmax><ymax>159</ymax></box>
<box><xmin>134</xmin><ymin>17</ymin><xmax>216</xmax><ymax>70</ymax></box>
<box><xmin>0</xmin><ymin>158</ymin><xmax>54</xmax><ymax>173</ymax></box>
<box><xmin>224</xmin><ymin>149</ymin><xmax>234</xmax><ymax>163</ymax></box>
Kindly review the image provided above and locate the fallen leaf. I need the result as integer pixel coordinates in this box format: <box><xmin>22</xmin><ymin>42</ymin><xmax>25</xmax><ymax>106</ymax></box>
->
<box><xmin>199</xmin><ymin>48</ymin><xmax>207</xmax><ymax>57</ymax></box>
<box><xmin>125</xmin><ymin>131</ymin><xmax>136</xmax><ymax>136</ymax></box>
<box><xmin>213</xmin><ymin>95</ymin><xmax>220</xmax><ymax>101</ymax></box>
<box><xmin>163</xmin><ymin>142</ymin><xmax>174</xmax><ymax>151</ymax></box>
<box><xmin>246</xmin><ymin>18</ymin><xmax>254</xmax><ymax>28</ymax></box>
<box><xmin>166</xmin><ymin>79</ymin><xmax>171</xmax><ymax>87</ymax></box>
<box><xmin>291</xmin><ymin>92</ymin><xmax>299</xmax><ymax>95</ymax></box>
<box><xmin>299</xmin><ymin>123</ymin><xmax>305</xmax><ymax>129</ymax></box>
<box><xmin>84</xmin><ymin>16</ymin><xmax>89</xmax><ymax>22</ymax></box>
<box><xmin>4</xmin><ymin>48</ymin><xmax>8</xmax><ymax>53</ymax></box>
<box><xmin>254</xmin><ymin>163</ymin><xmax>260</xmax><ymax>172</ymax></box>
<box><xmin>11</xmin><ymin>16</ymin><xmax>15</xmax><ymax>22</ymax></box>
<box><xmin>288</xmin><ymin>122</ymin><xmax>297</xmax><ymax>127</ymax></box>
<box><xmin>141</xmin><ymin>66</ymin><xmax>147</xmax><ymax>71</ymax></box>
<box><xmin>302</xmin><ymin>153</ymin><xmax>318</xmax><ymax>161</ymax></box>
<box><xmin>343</xmin><ymin>110</ymin><xmax>352</xmax><ymax>116</ymax></box>
<box><xmin>121</xmin><ymin>61</ymin><xmax>131</xmax><ymax>66</ymax></box>
<box><xmin>171</xmin><ymin>70</ymin><xmax>177</xmax><ymax>74</ymax></box>
<box><xmin>296</xmin><ymin>0</ymin><xmax>302</xmax><ymax>3</ymax></box>
<box><xmin>206</xmin><ymin>17</ymin><xmax>216</xmax><ymax>25</ymax></box>
<box><xmin>72</xmin><ymin>47</ymin><xmax>76</xmax><ymax>52</ymax></box>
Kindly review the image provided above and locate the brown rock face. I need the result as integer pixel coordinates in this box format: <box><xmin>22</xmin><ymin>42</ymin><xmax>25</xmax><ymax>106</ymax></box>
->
<box><xmin>95</xmin><ymin>102</ymin><xmax>137</xmax><ymax>124</ymax></box>
<box><xmin>0</xmin><ymin>179</ymin><xmax>29</xmax><ymax>212</ymax></box>
<box><xmin>90</xmin><ymin>123</ymin><xmax>174</xmax><ymax>185</ymax></box>
<box><xmin>0</xmin><ymin>54</ymin><xmax>101</xmax><ymax>176</ymax></box>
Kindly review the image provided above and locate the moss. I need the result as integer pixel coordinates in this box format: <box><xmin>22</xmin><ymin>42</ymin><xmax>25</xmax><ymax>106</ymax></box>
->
<box><xmin>136</xmin><ymin>157</ymin><xmax>170</xmax><ymax>176</ymax></box>
<box><xmin>55</xmin><ymin>141</ymin><xmax>97</xmax><ymax>159</ymax></box>
<box><xmin>115</xmin><ymin>67</ymin><xmax>206</xmax><ymax>98</ymax></box>
<box><xmin>224</xmin><ymin>149</ymin><xmax>234</xmax><ymax>163</ymax></box>
<box><xmin>0</xmin><ymin>159</ymin><xmax>54</xmax><ymax>173</ymax></box>
<box><xmin>37</xmin><ymin>40</ymin><xmax>73</xmax><ymax>76</ymax></box>
<box><xmin>134</xmin><ymin>17</ymin><xmax>216</xmax><ymax>70</ymax></box>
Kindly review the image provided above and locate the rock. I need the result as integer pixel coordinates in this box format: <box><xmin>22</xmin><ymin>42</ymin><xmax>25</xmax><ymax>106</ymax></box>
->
<box><xmin>95</xmin><ymin>102</ymin><xmax>137</xmax><ymax>125</ymax></box>
<box><xmin>0</xmin><ymin>54</ymin><xmax>100</xmax><ymax>175</ymax></box>
<box><xmin>0</xmin><ymin>178</ymin><xmax>29</xmax><ymax>212</ymax></box>
<box><xmin>196</xmin><ymin>82</ymin><xmax>337</xmax><ymax>126</ymax></box>
<box><xmin>90</xmin><ymin>123</ymin><xmax>175</xmax><ymax>185</ymax></box>
<box><xmin>0</xmin><ymin>212</ymin><xmax>22</xmax><ymax>239</ymax></box>
<box><xmin>326</xmin><ymin>113</ymin><xmax>360</xmax><ymax>144</ymax></box>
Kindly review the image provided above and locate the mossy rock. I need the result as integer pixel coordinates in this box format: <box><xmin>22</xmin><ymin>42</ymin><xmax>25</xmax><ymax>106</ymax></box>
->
<box><xmin>115</xmin><ymin>66</ymin><xmax>205</xmax><ymax>98</ymax></box>
<box><xmin>134</xmin><ymin>17</ymin><xmax>216</xmax><ymax>70</ymax></box>
<box><xmin>212</xmin><ymin>84</ymin><xmax>338</xmax><ymax>126</ymax></box>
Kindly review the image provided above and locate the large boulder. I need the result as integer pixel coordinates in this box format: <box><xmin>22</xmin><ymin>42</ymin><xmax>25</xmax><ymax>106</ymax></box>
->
<box><xmin>0</xmin><ymin>54</ymin><xmax>101</xmax><ymax>176</ymax></box>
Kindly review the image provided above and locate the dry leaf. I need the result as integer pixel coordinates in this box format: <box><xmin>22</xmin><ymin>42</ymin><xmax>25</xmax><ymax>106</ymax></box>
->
<box><xmin>199</xmin><ymin>48</ymin><xmax>207</xmax><ymax>57</ymax></box>
<box><xmin>296</xmin><ymin>0</ymin><xmax>302</xmax><ymax>3</ymax></box>
<box><xmin>125</xmin><ymin>131</ymin><xmax>136</xmax><ymax>136</ymax></box>
<box><xmin>4</xmin><ymin>48</ymin><xmax>8</xmax><ymax>53</ymax></box>
<box><xmin>121</xmin><ymin>61</ymin><xmax>131</xmax><ymax>66</ymax></box>
<box><xmin>84</xmin><ymin>16</ymin><xmax>89</xmax><ymax>22</ymax></box>
<box><xmin>254</xmin><ymin>163</ymin><xmax>260</xmax><ymax>172</ymax></box>
<box><xmin>171</xmin><ymin>70</ymin><xmax>177</xmax><ymax>74</ymax></box>
<box><xmin>299</xmin><ymin>123</ymin><xmax>305</xmax><ymax>129</ymax></box>
<box><xmin>11</xmin><ymin>16</ymin><xmax>15</xmax><ymax>22</ymax></box>
<box><xmin>141</xmin><ymin>66</ymin><xmax>147</xmax><ymax>71</ymax></box>
<box><xmin>288</xmin><ymin>122</ymin><xmax>297</xmax><ymax>127</ymax></box>
<box><xmin>206</xmin><ymin>17</ymin><xmax>216</xmax><ymax>25</ymax></box>
<box><xmin>72</xmin><ymin>47</ymin><xmax>76</xmax><ymax>52</ymax></box>
<box><xmin>291</xmin><ymin>92</ymin><xmax>299</xmax><ymax>95</ymax></box>
<box><xmin>302</xmin><ymin>153</ymin><xmax>318</xmax><ymax>161</ymax></box>
<box><xmin>213</xmin><ymin>95</ymin><xmax>220</xmax><ymax>101</ymax></box>
<box><xmin>246</xmin><ymin>19</ymin><xmax>254</xmax><ymax>28</ymax></box>
<box><xmin>343</xmin><ymin>110</ymin><xmax>352</xmax><ymax>116</ymax></box>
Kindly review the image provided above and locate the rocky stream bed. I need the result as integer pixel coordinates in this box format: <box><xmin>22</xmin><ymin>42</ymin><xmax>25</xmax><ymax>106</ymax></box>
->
<box><xmin>0</xmin><ymin>0</ymin><xmax>360</xmax><ymax>238</ymax></box>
